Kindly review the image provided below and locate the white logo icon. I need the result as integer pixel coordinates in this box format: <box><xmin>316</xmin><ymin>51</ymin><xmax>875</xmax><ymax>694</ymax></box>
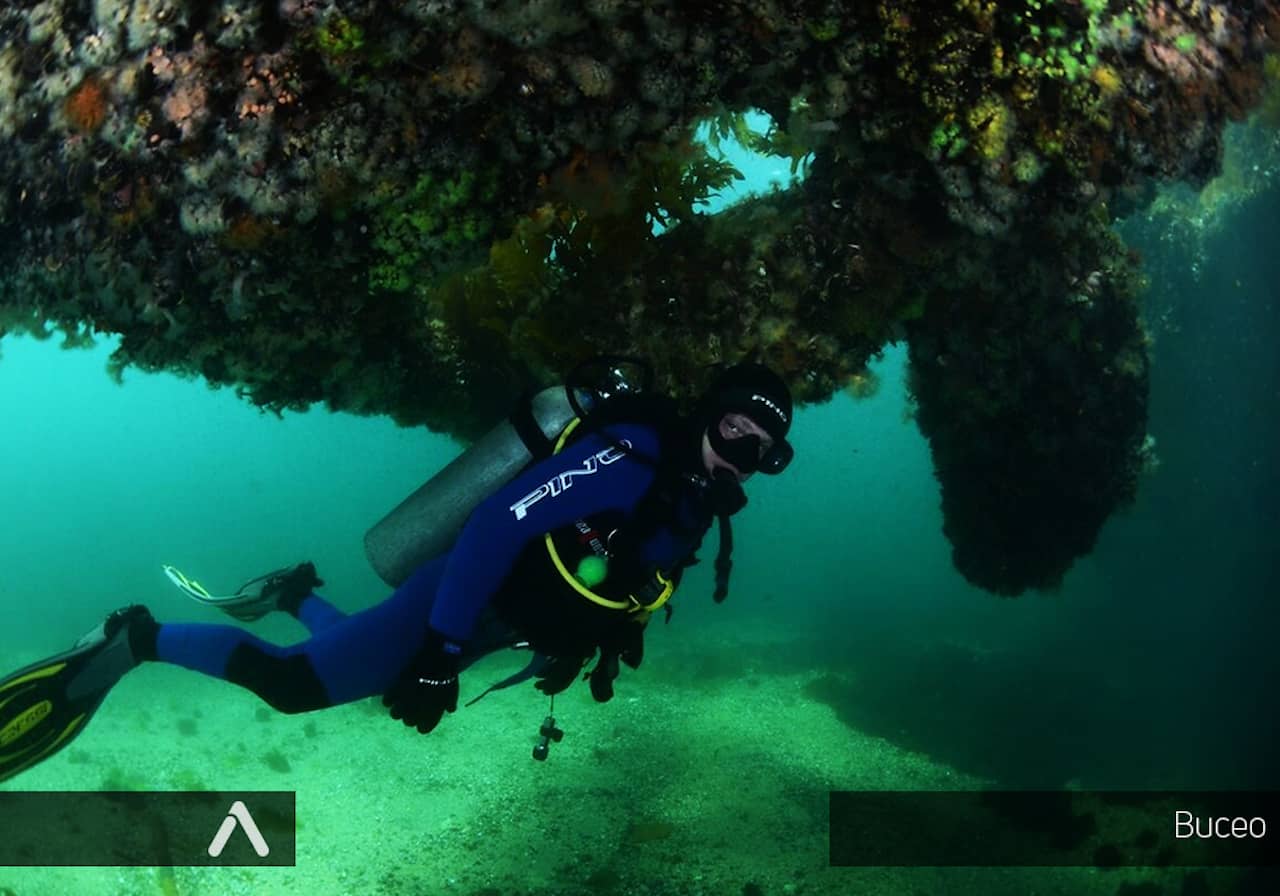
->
<box><xmin>208</xmin><ymin>800</ymin><xmax>270</xmax><ymax>858</ymax></box>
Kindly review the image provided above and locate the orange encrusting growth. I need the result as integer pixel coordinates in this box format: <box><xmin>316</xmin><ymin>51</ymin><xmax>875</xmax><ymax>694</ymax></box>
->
<box><xmin>64</xmin><ymin>76</ymin><xmax>109</xmax><ymax>133</ymax></box>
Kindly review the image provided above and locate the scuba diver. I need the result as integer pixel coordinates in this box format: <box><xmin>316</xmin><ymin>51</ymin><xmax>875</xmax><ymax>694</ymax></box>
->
<box><xmin>0</xmin><ymin>360</ymin><xmax>794</xmax><ymax>781</ymax></box>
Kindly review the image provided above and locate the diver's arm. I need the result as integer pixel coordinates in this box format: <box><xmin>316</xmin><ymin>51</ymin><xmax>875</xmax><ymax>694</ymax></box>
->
<box><xmin>426</xmin><ymin>423</ymin><xmax>661</xmax><ymax>644</ymax></box>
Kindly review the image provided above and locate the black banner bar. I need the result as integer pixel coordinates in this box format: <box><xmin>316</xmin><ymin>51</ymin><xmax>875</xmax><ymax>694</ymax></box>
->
<box><xmin>830</xmin><ymin>791</ymin><xmax>1278</xmax><ymax>867</ymax></box>
<box><xmin>0</xmin><ymin>791</ymin><xmax>295</xmax><ymax>866</ymax></box>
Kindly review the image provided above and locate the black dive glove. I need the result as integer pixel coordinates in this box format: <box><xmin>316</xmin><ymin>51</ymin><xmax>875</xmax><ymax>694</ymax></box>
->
<box><xmin>533</xmin><ymin>623</ymin><xmax>646</xmax><ymax>702</ymax></box>
<box><xmin>587</xmin><ymin>622</ymin><xmax>646</xmax><ymax>704</ymax></box>
<box><xmin>534</xmin><ymin>654</ymin><xmax>588</xmax><ymax>696</ymax></box>
<box><xmin>383</xmin><ymin>629</ymin><xmax>461</xmax><ymax>734</ymax></box>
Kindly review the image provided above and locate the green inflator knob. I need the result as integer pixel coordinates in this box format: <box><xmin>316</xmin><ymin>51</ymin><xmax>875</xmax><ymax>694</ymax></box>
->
<box><xmin>574</xmin><ymin>555</ymin><xmax>609</xmax><ymax>588</ymax></box>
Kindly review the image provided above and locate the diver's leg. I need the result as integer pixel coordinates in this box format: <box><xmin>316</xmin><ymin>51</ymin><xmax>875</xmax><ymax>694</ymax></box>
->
<box><xmin>145</xmin><ymin>554</ymin><xmax>449</xmax><ymax>712</ymax></box>
<box><xmin>286</xmin><ymin>591</ymin><xmax>347</xmax><ymax>634</ymax></box>
<box><xmin>150</xmin><ymin>622</ymin><xmax>332</xmax><ymax>713</ymax></box>
<box><xmin>285</xmin><ymin>555</ymin><xmax>449</xmax><ymax>706</ymax></box>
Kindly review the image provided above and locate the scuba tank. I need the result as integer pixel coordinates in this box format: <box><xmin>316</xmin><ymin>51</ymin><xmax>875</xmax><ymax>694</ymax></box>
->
<box><xmin>363</xmin><ymin>357</ymin><xmax>652</xmax><ymax>587</ymax></box>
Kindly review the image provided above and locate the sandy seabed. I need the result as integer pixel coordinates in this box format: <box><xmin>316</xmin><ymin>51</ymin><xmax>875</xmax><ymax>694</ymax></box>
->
<box><xmin>1</xmin><ymin>623</ymin><xmax>1238</xmax><ymax>896</ymax></box>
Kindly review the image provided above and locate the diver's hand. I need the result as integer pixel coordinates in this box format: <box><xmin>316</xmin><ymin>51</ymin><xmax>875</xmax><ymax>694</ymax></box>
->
<box><xmin>589</xmin><ymin>622</ymin><xmax>646</xmax><ymax>703</ymax></box>
<box><xmin>619</xmin><ymin>623</ymin><xmax>644</xmax><ymax>670</ymax></box>
<box><xmin>383</xmin><ymin>630</ymin><xmax>460</xmax><ymax>734</ymax></box>
<box><xmin>534</xmin><ymin>654</ymin><xmax>586</xmax><ymax>696</ymax></box>
<box><xmin>588</xmin><ymin>652</ymin><xmax>621</xmax><ymax>703</ymax></box>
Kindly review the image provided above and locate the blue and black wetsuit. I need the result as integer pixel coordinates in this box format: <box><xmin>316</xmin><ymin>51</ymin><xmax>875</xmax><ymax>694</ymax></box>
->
<box><xmin>150</xmin><ymin>423</ymin><xmax>713</xmax><ymax>712</ymax></box>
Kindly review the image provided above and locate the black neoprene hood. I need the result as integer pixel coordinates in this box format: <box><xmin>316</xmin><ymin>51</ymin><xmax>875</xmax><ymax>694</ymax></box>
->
<box><xmin>703</xmin><ymin>363</ymin><xmax>793</xmax><ymax>441</ymax></box>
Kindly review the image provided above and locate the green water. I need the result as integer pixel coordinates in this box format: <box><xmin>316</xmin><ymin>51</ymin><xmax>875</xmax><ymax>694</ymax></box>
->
<box><xmin>0</xmin><ymin>126</ymin><xmax>1274</xmax><ymax>896</ymax></box>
